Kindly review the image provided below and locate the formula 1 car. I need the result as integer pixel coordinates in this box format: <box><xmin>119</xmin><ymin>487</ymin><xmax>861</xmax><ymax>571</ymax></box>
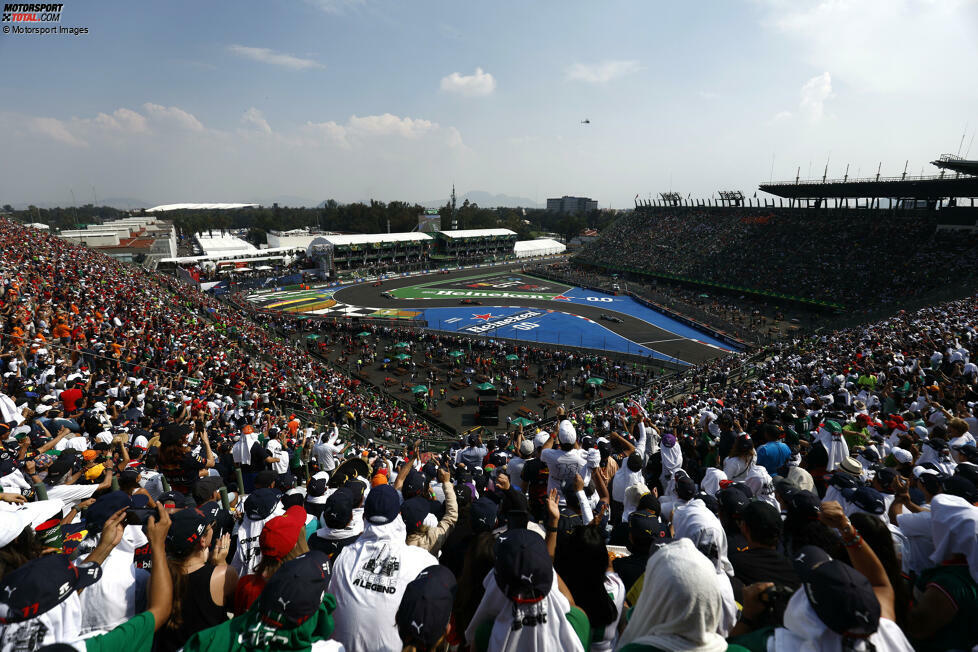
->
<box><xmin>460</xmin><ymin>299</ymin><xmax>482</xmax><ymax>305</ymax></box>
<box><xmin>372</xmin><ymin>281</ymin><xmax>382</xmax><ymax>287</ymax></box>
<box><xmin>600</xmin><ymin>314</ymin><xmax>623</xmax><ymax>323</ymax></box>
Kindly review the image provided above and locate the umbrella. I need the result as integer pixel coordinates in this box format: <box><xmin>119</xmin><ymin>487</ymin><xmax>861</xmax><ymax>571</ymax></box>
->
<box><xmin>505</xmin><ymin>354</ymin><xmax>519</xmax><ymax>362</ymax></box>
<box><xmin>511</xmin><ymin>416</ymin><xmax>534</xmax><ymax>427</ymax></box>
<box><xmin>304</xmin><ymin>333</ymin><xmax>321</xmax><ymax>340</ymax></box>
<box><xmin>476</xmin><ymin>382</ymin><xmax>495</xmax><ymax>391</ymax></box>
<box><xmin>448</xmin><ymin>350</ymin><xmax>464</xmax><ymax>358</ymax></box>
<box><xmin>382</xmin><ymin>358</ymin><xmax>391</xmax><ymax>363</ymax></box>
<box><xmin>411</xmin><ymin>385</ymin><xmax>428</xmax><ymax>394</ymax></box>
<box><xmin>357</xmin><ymin>331</ymin><xmax>371</xmax><ymax>337</ymax></box>
<box><xmin>394</xmin><ymin>342</ymin><xmax>410</xmax><ymax>349</ymax></box>
<box><xmin>394</xmin><ymin>353</ymin><xmax>411</xmax><ymax>361</ymax></box>
<box><xmin>698</xmin><ymin>293</ymin><xmax>710</xmax><ymax>298</ymax></box>
<box><xmin>463</xmin><ymin>367</ymin><xmax>475</xmax><ymax>375</ymax></box>
<box><xmin>585</xmin><ymin>377</ymin><xmax>605</xmax><ymax>386</ymax></box>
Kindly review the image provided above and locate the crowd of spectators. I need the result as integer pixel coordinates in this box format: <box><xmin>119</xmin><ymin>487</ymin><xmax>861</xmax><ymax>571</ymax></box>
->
<box><xmin>2</xmin><ymin>215</ymin><xmax>978</xmax><ymax>651</ymax></box>
<box><xmin>578</xmin><ymin>208</ymin><xmax>978</xmax><ymax>309</ymax></box>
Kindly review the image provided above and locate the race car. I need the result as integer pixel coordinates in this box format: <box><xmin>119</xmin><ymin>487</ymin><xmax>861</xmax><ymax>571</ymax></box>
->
<box><xmin>600</xmin><ymin>314</ymin><xmax>623</xmax><ymax>323</ymax></box>
<box><xmin>381</xmin><ymin>291</ymin><xmax>393</xmax><ymax>299</ymax></box>
<box><xmin>460</xmin><ymin>299</ymin><xmax>482</xmax><ymax>305</ymax></box>
<box><xmin>372</xmin><ymin>281</ymin><xmax>382</xmax><ymax>287</ymax></box>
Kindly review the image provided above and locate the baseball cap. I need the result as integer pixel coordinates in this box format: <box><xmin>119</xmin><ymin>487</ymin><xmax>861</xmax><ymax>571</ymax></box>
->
<box><xmin>364</xmin><ymin>484</ymin><xmax>401</xmax><ymax>525</ymax></box>
<box><xmin>321</xmin><ymin>488</ymin><xmax>355</xmax><ymax>529</ymax></box>
<box><xmin>159</xmin><ymin>490</ymin><xmax>192</xmax><ymax>511</ymax></box>
<box><xmin>244</xmin><ymin>488</ymin><xmax>281</xmax><ymax>521</ymax></box>
<box><xmin>260</xmin><ymin>505</ymin><xmax>307</xmax><ymax>560</ymax></box>
<box><xmin>557</xmin><ymin>420</ymin><xmax>577</xmax><ymax>445</ymax></box>
<box><xmin>306</xmin><ymin>477</ymin><xmax>329</xmax><ymax>504</ymax></box>
<box><xmin>469</xmin><ymin>497</ymin><xmax>498</xmax><ymax>533</ymax></box>
<box><xmin>792</xmin><ymin>545</ymin><xmax>881</xmax><ymax>637</ymax></box>
<box><xmin>396</xmin><ymin>565</ymin><xmax>457</xmax><ymax>648</ymax></box>
<box><xmin>165</xmin><ymin>507</ymin><xmax>211</xmax><ymax>556</ymax></box>
<box><xmin>675</xmin><ymin>471</ymin><xmax>697</xmax><ymax>501</ymax></box>
<box><xmin>0</xmin><ymin>555</ymin><xmax>102</xmax><ymax>624</ymax></box>
<box><xmin>493</xmin><ymin>528</ymin><xmax>553</xmax><ymax>603</ymax></box>
<box><xmin>402</xmin><ymin>470</ymin><xmax>427</xmax><ymax>499</ymax></box>
<box><xmin>83</xmin><ymin>490</ymin><xmax>131</xmax><ymax>532</ymax></box>
<box><xmin>841</xmin><ymin>486</ymin><xmax>885</xmax><ymax>515</ymax></box>
<box><xmin>258</xmin><ymin>551</ymin><xmax>333</xmax><ymax>626</ymax></box>
<box><xmin>400</xmin><ymin>496</ymin><xmax>432</xmax><ymax>532</ymax></box>
<box><xmin>788</xmin><ymin>490</ymin><xmax>822</xmax><ymax>520</ymax></box>
<box><xmin>740</xmin><ymin>500</ymin><xmax>782</xmax><ymax>541</ymax></box>
<box><xmin>518</xmin><ymin>440</ymin><xmax>534</xmax><ymax>456</ymax></box>
<box><xmin>192</xmin><ymin>476</ymin><xmax>224</xmax><ymax>505</ymax></box>
<box><xmin>628</xmin><ymin>509</ymin><xmax>670</xmax><ymax>546</ymax></box>
<box><xmin>943</xmin><ymin>475</ymin><xmax>978</xmax><ymax>503</ymax></box>
<box><xmin>532</xmin><ymin>432</ymin><xmax>549</xmax><ymax>449</ymax></box>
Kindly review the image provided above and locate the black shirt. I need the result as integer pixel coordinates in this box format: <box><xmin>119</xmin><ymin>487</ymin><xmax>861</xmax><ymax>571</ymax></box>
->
<box><xmin>729</xmin><ymin>546</ymin><xmax>801</xmax><ymax>591</ymax></box>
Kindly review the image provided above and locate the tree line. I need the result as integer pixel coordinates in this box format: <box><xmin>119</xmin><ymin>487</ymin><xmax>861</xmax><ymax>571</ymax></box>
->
<box><xmin>2</xmin><ymin>200</ymin><xmax>620</xmax><ymax>246</ymax></box>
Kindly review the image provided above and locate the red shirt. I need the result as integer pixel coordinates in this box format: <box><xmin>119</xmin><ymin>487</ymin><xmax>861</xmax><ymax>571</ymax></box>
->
<box><xmin>60</xmin><ymin>388</ymin><xmax>83</xmax><ymax>412</ymax></box>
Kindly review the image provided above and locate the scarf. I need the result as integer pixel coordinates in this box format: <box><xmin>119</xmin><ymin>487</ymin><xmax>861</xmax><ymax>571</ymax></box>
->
<box><xmin>617</xmin><ymin>539</ymin><xmax>727</xmax><ymax>652</ymax></box>
<box><xmin>232</xmin><ymin>432</ymin><xmax>259</xmax><ymax>466</ymax></box>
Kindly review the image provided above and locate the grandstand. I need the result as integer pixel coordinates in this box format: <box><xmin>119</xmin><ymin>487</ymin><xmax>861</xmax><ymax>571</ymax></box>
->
<box><xmin>433</xmin><ymin>228</ymin><xmax>517</xmax><ymax>262</ymax></box>
<box><xmin>306</xmin><ymin>232</ymin><xmax>433</xmax><ymax>275</ymax></box>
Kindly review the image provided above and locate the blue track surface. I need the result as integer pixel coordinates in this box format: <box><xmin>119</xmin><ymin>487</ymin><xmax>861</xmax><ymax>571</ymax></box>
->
<box><xmin>421</xmin><ymin>306</ymin><xmax>693</xmax><ymax>364</ymax></box>
<box><xmin>553</xmin><ymin>287</ymin><xmax>736</xmax><ymax>351</ymax></box>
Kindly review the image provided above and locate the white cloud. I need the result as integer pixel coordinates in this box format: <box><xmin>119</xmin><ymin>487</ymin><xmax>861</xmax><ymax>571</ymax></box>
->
<box><xmin>142</xmin><ymin>103</ymin><xmax>205</xmax><ymax>131</ymax></box>
<box><xmin>565</xmin><ymin>60</ymin><xmax>641</xmax><ymax>83</ymax></box>
<box><xmin>440</xmin><ymin>67</ymin><xmax>496</xmax><ymax>97</ymax></box>
<box><xmin>228</xmin><ymin>45</ymin><xmax>324</xmax><ymax>70</ymax></box>
<box><xmin>241</xmin><ymin>107</ymin><xmax>272</xmax><ymax>134</ymax></box>
<box><xmin>306</xmin><ymin>113</ymin><xmax>441</xmax><ymax>148</ymax></box>
<box><xmin>28</xmin><ymin>117</ymin><xmax>87</xmax><ymax>147</ymax></box>
<box><xmin>94</xmin><ymin>108</ymin><xmax>148</xmax><ymax>133</ymax></box>
<box><xmin>773</xmin><ymin>110</ymin><xmax>792</xmax><ymax>122</ymax></box>
<box><xmin>760</xmin><ymin>0</ymin><xmax>978</xmax><ymax>93</ymax></box>
<box><xmin>799</xmin><ymin>72</ymin><xmax>833</xmax><ymax>122</ymax></box>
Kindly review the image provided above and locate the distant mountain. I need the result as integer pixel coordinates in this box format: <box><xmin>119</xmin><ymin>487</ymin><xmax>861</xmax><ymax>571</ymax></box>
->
<box><xmin>421</xmin><ymin>191</ymin><xmax>539</xmax><ymax>209</ymax></box>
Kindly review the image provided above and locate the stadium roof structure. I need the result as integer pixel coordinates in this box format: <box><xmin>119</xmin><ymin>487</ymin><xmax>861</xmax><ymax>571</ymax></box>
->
<box><xmin>759</xmin><ymin>173</ymin><xmax>978</xmax><ymax>200</ymax></box>
<box><xmin>145</xmin><ymin>203</ymin><xmax>260</xmax><ymax>212</ymax></box>
<box><xmin>436</xmin><ymin>228</ymin><xmax>516</xmax><ymax>239</ymax></box>
<box><xmin>318</xmin><ymin>232</ymin><xmax>432</xmax><ymax>246</ymax></box>
<box><xmin>931</xmin><ymin>154</ymin><xmax>978</xmax><ymax>176</ymax></box>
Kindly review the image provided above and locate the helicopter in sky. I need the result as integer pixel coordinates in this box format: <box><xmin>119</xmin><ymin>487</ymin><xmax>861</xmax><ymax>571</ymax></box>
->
<box><xmin>581</xmin><ymin>119</ymin><xmax>590</xmax><ymax>125</ymax></box>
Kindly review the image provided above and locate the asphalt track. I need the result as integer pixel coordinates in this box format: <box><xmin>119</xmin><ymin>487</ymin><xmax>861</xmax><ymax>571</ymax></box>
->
<box><xmin>333</xmin><ymin>264</ymin><xmax>728</xmax><ymax>365</ymax></box>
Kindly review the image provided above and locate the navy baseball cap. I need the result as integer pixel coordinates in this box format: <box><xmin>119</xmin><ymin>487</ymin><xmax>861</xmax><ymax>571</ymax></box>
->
<box><xmin>400</xmin><ymin>496</ymin><xmax>432</xmax><ymax>532</ymax></box>
<box><xmin>244</xmin><ymin>488</ymin><xmax>281</xmax><ymax>521</ymax></box>
<box><xmin>628</xmin><ymin>509</ymin><xmax>669</xmax><ymax>545</ymax></box>
<box><xmin>470</xmin><ymin>497</ymin><xmax>498</xmax><ymax>533</ymax></box>
<box><xmin>321</xmin><ymin>488</ymin><xmax>355</xmax><ymax>529</ymax></box>
<box><xmin>84</xmin><ymin>490</ymin><xmax>131</xmax><ymax>532</ymax></box>
<box><xmin>717</xmin><ymin>487</ymin><xmax>750</xmax><ymax>517</ymax></box>
<box><xmin>159</xmin><ymin>490</ymin><xmax>193</xmax><ymax>510</ymax></box>
<box><xmin>396</xmin><ymin>565</ymin><xmax>457</xmax><ymax>648</ymax></box>
<box><xmin>792</xmin><ymin>545</ymin><xmax>881</xmax><ymax>637</ymax></box>
<box><xmin>402</xmin><ymin>470</ymin><xmax>427</xmax><ymax>499</ymax></box>
<box><xmin>841</xmin><ymin>486</ymin><xmax>886</xmax><ymax>515</ymax></box>
<box><xmin>259</xmin><ymin>551</ymin><xmax>333</xmax><ymax>626</ymax></box>
<box><xmin>365</xmin><ymin>484</ymin><xmax>401</xmax><ymax>525</ymax></box>
<box><xmin>493</xmin><ymin>528</ymin><xmax>553</xmax><ymax>603</ymax></box>
<box><xmin>788</xmin><ymin>490</ymin><xmax>822</xmax><ymax>520</ymax></box>
<box><xmin>165</xmin><ymin>507</ymin><xmax>210</xmax><ymax>556</ymax></box>
<box><xmin>0</xmin><ymin>555</ymin><xmax>102</xmax><ymax>624</ymax></box>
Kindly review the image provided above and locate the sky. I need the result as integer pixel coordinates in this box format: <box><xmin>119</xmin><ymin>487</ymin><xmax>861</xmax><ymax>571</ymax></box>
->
<box><xmin>1</xmin><ymin>0</ymin><xmax>977</xmax><ymax>209</ymax></box>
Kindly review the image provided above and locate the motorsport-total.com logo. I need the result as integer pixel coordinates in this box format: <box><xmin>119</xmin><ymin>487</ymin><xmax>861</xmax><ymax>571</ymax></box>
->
<box><xmin>2</xmin><ymin>3</ymin><xmax>63</xmax><ymax>21</ymax></box>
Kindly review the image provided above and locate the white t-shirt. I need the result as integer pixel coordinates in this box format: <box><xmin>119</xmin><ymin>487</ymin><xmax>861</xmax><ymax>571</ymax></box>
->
<box><xmin>540</xmin><ymin>447</ymin><xmax>599</xmax><ymax>494</ymax></box>
<box><xmin>266</xmin><ymin>440</ymin><xmax>289</xmax><ymax>475</ymax></box>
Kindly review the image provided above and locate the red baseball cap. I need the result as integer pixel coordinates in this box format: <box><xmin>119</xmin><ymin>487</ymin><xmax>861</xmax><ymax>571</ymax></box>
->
<box><xmin>259</xmin><ymin>505</ymin><xmax>306</xmax><ymax>560</ymax></box>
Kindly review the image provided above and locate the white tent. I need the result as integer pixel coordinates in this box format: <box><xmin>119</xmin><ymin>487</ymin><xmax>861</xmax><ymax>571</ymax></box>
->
<box><xmin>513</xmin><ymin>238</ymin><xmax>566</xmax><ymax>258</ymax></box>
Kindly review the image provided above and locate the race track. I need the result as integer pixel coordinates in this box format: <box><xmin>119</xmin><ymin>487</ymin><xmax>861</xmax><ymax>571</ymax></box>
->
<box><xmin>319</xmin><ymin>264</ymin><xmax>736</xmax><ymax>366</ymax></box>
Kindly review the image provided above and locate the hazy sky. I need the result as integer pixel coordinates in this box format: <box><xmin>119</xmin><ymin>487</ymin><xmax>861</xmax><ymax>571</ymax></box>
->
<box><xmin>2</xmin><ymin>0</ymin><xmax>976</xmax><ymax>208</ymax></box>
